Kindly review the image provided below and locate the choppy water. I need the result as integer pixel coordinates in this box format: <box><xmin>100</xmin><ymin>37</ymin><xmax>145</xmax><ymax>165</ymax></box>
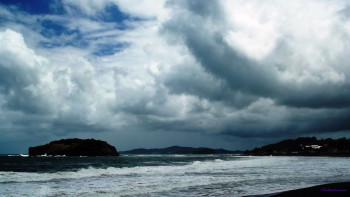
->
<box><xmin>0</xmin><ymin>155</ymin><xmax>350</xmax><ymax>196</ymax></box>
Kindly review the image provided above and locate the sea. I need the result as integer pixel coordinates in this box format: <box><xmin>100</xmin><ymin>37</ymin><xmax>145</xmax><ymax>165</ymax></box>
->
<box><xmin>0</xmin><ymin>154</ymin><xmax>349</xmax><ymax>196</ymax></box>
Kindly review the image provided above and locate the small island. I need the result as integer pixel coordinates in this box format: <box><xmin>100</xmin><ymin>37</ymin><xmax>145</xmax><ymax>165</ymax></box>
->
<box><xmin>29</xmin><ymin>138</ymin><xmax>119</xmax><ymax>156</ymax></box>
<box><xmin>243</xmin><ymin>137</ymin><xmax>350</xmax><ymax>156</ymax></box>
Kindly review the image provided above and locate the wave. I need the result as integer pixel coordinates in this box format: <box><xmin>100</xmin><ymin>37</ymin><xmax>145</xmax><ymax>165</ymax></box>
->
<box><xmin>1</xmin><ymin>156</ymin><xmax>349</xmax><ymax>184</ymax></box>
<box><xmin>0</xmin><ymin>158</ymin><xmax>235</xmax><ymax>184</ymax></box>
<box><xmin>0</xmin><ymin>158</ymin><xmax>247</xmax><ymax>196</ymax></box>
<box><xmin>1</xmin><ymin>157</ymin><xmax>350</xmax><ymax>196</ymax></box>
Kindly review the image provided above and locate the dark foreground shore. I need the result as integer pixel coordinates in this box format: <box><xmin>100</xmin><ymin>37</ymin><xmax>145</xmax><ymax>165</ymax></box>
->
<box><xmin>247</xmin><ymin>182</ymin><xmax>350</xmax><ymax>197</ymax></box>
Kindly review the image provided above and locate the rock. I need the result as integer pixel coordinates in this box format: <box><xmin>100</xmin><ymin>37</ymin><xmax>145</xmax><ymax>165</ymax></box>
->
<box><xmin>29</xmin><ymin>138</ymin><xmax>119</xmax><ymax>156</ymax></box>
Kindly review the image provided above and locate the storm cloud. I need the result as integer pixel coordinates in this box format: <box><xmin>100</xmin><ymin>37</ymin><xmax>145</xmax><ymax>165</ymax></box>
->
<box><xmin>1</xmin><ymin>0</ymin><xmax>350</xmax><ymax>153</ymax></box>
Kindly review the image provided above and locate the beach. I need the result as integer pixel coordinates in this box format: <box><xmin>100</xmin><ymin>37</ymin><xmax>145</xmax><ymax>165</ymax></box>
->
<box><xmin>248</xmin><ymin>182</ymin><xmax>350</xmax><ymax>197</ymax></box>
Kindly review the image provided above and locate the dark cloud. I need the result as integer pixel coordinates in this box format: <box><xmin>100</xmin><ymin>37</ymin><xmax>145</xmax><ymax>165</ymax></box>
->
<box><xmin>163</xmin><ymin>1</ymin><xmax>350</xmax><ymax>108</ymax></box>
<box><xmin>164</xmin><ymin>63</ymin><xmax>259</xmax><ymax>108</ymax></box>
<box><xmin>162</xmin><ymin>2</ymin><xmax>279</xmax><ymax>98</ymax></box>
<box><xmin>160</xmin><ymin>1</ymin><xmax>350</xmax><ymax>137</ymax></box>
<box><xmin>278</xmin><ymin>86</ymin><xmax>350</xmax><ymax>109</ymax></box>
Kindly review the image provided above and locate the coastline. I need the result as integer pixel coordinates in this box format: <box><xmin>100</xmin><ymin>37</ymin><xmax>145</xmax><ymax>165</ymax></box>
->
<box><xmin>246</xmin><ymin>182</ymin><xmax>350</xmax><ymax>197</ymax></box>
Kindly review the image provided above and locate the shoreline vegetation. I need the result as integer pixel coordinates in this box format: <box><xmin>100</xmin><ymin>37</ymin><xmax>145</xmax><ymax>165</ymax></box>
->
<box><xmin>246</xmin><ymin>182</ymin><xmax>350</xmax><ymax>197</ymax></box>
<box><xmin>243</xmin><ymin>137</ymin><xmax>350</xmax><ymax>157</ymax></box>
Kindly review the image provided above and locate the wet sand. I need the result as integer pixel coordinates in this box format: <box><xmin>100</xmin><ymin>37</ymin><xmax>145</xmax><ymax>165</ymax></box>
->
<box><xmin>247</xmin><ymin>182</ymin><xmax>350</xmax><ymax>197</ymax></box>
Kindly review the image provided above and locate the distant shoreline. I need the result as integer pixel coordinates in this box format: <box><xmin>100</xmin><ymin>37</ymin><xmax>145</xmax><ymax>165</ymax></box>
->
<box><xmin>243</xmin><ymin>137</ymin><xmax>350</xmax><ymax>157</ymax></box>
<box><xmin>120</xmin><ymin>146</ymin><xmax>243</xmax><ymax>155</ymax></box>
<box><xmin>246</xmin><ymin>182</ymin><xmax>350</xmax><ymax>197</ymax></box>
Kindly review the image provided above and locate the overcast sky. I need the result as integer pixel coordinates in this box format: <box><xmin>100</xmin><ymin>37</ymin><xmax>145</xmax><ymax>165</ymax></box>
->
<box><xmin>1</xmin><ymin>0</ymin><xmax>350</xmax><ymax>153</ymax></box>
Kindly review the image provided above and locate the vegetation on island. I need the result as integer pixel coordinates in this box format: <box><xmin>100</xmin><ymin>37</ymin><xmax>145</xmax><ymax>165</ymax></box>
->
<box><xmin>29</xmin><ymin>138</ymin><xmax>119</xmax><ymax>156</ymax></box>
<box><xmin>243</xmin><ymin>137</ymin><xmax>350</xmax><ymax>156</ymax></box>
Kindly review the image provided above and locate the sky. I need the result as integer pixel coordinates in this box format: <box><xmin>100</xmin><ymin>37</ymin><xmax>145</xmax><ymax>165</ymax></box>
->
<box><xmin>1</xmin><ymin>0</ymin><xmax>350</xmax><ymax>153</ymax></box>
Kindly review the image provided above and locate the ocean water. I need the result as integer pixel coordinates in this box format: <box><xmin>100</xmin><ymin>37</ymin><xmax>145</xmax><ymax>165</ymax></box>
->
<box><xmin>0</xmin><ymin>155</ymin><xmax>350</xmax><ymax>196</ymax></box>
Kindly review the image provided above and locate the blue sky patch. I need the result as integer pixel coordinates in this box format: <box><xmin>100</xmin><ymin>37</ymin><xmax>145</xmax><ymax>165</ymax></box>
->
<box><xmin>0</xmin><ymin>1</ymin><xmax>136</xmax><ymax>51</ymax></box>
<box><xmin>40</xmin><ymin>19</ymin><xmax>71</xmax><ymax>38</ymax></box>
<box><xmin>0</xmin><ymin>0</ymin><xmax>64</xmax><ymax>15</ymax></box>
<box><xmin>39</xmin><ymin>34</ymin><xmax>89</xmax><ymax>49</ymax></box>
<box><xmin>38</xmin><ymin>18</ymin><xmax>91</xmax><ymax>49</ymax></box>
<box><xmin>100</xmin><ymin>4</ymin><xmax>129</xmax><ymax>23</ymax></box>
<box><xmin>93</xmin><ymin>42</ymin><xmax>129</xmax><ymax>56</ymax></box>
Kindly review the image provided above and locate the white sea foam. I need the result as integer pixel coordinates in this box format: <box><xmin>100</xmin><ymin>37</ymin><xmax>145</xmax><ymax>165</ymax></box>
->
<box><xmin>173</xmin><ymin>154</ymin><xmax>186</xmax><ymax>157</ymax></box>
<box><xmin>1</xmin><ymin>156</ymin><xmax>350</xmax><ymax>196</ymax></box>
<box><xmin>0</xmin><ymin>158</ymin><xmax>228</xmax><ymax>183</ymax></box>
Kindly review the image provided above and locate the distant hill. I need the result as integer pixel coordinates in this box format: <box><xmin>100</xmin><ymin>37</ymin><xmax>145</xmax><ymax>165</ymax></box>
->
<box><xmin>243</xmin><ymin>137</ymin><xmax>350</xmax><ymax>156</ymax></box>
<box><xmin>120</xmin><ymin>146</ymin><xmax>242</xmax><ymax>154</ymax></box>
